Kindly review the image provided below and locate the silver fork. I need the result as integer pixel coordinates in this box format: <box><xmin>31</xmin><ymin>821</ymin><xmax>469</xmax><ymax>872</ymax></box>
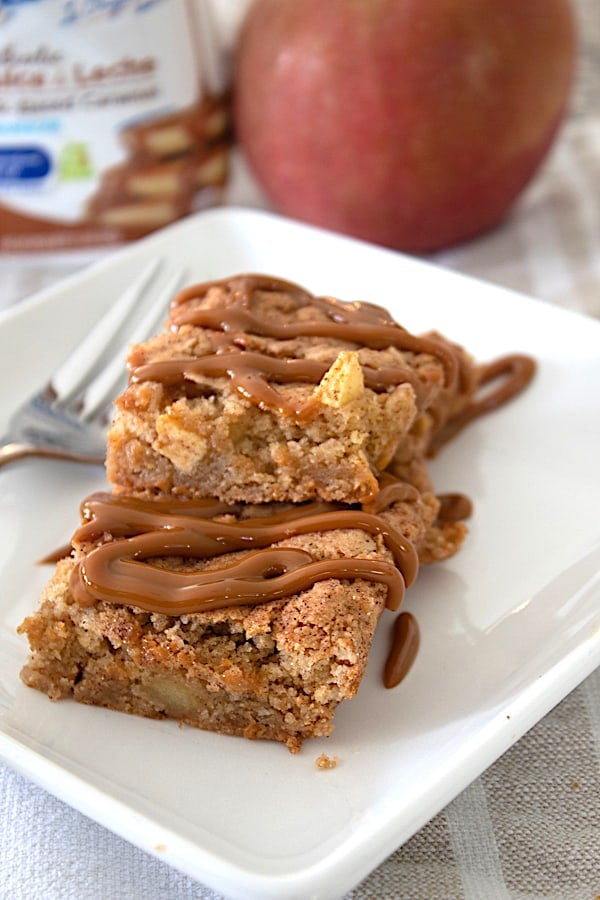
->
<box><xmin>0</xmin><ymin>260</ymin><xmax>185</xmax><ymax>468</ymax></box>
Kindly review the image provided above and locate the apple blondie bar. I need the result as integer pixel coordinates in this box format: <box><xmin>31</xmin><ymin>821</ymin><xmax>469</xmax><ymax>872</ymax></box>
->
<box><xmin>19</xmin><ymin>474</ymin><xmax>462</xmax><ymax>752</ymax></box>
<box><xmin>106</xmin><ymin>274</ymin><xmax>464</xmax><ymax>504</ymax></box>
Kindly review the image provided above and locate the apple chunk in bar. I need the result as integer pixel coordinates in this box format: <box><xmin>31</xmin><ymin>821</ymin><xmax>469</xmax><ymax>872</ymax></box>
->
<box><xmin>106</xmin><ymin>275</ymin><xmax>462</xmax><ymax>505</ymax></box>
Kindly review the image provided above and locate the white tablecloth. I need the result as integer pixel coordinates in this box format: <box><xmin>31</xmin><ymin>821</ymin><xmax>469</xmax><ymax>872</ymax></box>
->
<box><xmin>1</xmin><ymin>37</ymin><xmax>599</xmax><ymax>900</ymax></box>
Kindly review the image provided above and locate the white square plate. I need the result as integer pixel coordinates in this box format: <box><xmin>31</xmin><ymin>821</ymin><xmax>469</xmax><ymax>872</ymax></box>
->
<box><xmin>0</xmin><ymin>208</ymin><xmax>598</xmax><ymax>900</ymax></box>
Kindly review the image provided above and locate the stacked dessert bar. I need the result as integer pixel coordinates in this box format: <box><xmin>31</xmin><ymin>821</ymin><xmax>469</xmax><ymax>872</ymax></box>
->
<box><xmin>19</xmin><ymin>275</ymin><xmax>533</xmax><ymax>751</ymax></box>
<box><xmin>86</xmin><ymin>95</ymin><xmax>230</xmax><ymax>235</ymax></box>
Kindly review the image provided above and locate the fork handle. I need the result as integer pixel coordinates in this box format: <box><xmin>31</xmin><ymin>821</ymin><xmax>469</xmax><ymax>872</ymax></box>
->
<box><xmin>0</xmin><ymin>442</ymin><xmax>105</xmax><ymax>468</ymax></box>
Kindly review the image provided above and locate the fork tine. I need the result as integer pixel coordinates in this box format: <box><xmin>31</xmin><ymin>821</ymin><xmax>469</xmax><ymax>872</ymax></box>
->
<box><xmin>51</xmin><ymin>257</ymin><xmax>162</xmax><ymax>406</ymax></box>
<box><xmin>80</xmin><ymin>267</ymin><xmax>186</xmax><ymax>421</ymax></box>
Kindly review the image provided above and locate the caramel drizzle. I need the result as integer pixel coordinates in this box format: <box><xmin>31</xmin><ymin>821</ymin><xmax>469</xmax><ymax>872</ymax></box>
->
<box><xmin>38</xmin><ymin>543</ymin><xmax>73</xmax><ymax>565</ymax></box>
<box><xmin>436</xmin><ymin>492</ymin><xmax>473</xmax><ymax>523</ymax></box>
<box><xmin>70</xmin><ymin>492</ymin><xmax>419</xmax><ymax>616</ymax></box>
<box><xmin>131</xmin><ymin>350</ymin><xmax>424</xmax><ymax>419</ymax></box>
<box><xmin>134</xmin><ymin>275</ymin><xmax>536</xmax><ymax>438</ymax></box>
<box><xmin>132</xmin><ymin>275</ymin><xmax>459</xmax><ymax>418</ymax></box>
<box><xmin>428</xmin><ymin>353</ymin><xmax>537</xmax><ymax>455</ymax></box>
<box><xmin>364</xmin><ymin>473</ymin><xmax>421</xmax><ymax>514</ymax></box>
<box><xmin>383</xmin><ymin>611</ymin><xmax>420</xmax><ymax>689</ymax></box>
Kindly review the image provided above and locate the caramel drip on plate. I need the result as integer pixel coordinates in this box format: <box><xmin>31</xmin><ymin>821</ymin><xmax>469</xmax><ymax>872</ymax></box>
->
<box><xmin>383</xmin><ymin>611</ymin><xmax>420</xmax><ymax>688</ymax></box>
<box><xmin>475</xmin><ymin>354</ymin><xmax>537</xmax><ymax>414</ymax></box>
<box><xmin>428</xmin><ymin>353</ymin><xmax>537</xmax><ymax>455</ymax></box>
<box><xmin>38</xmin><ymin>543</ymin><xmax>73</xmax><ymax>565</ymax></box>
<box><xmin>436</xmin><ymin>492</ymin><xmax>473</xmax><ymax>523</ymax></box>
<box><xmin>70</xmin><ymin>492</ymin><xmax>418</xmax><ymax>615</ymax></box>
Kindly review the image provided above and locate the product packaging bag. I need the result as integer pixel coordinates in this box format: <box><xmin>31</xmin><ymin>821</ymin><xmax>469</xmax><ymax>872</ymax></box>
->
<box><xmin>0</xmin><ymin>0</ymin><xmax>233</xmax><ymax>252</ymax></box>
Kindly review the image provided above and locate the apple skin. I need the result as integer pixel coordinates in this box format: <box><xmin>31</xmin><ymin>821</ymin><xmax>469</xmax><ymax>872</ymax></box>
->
<box><xmin>233</xmin><ymin>0</ymin><xmax>576</xmax><ymax>253</ymax></box>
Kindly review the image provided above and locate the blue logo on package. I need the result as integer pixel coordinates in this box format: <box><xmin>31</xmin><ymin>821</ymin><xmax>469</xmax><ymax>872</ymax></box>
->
<box><xmin>0</xmin><ymin>147</ymin><xmax>51</xmax><ymax>182</ymax></box>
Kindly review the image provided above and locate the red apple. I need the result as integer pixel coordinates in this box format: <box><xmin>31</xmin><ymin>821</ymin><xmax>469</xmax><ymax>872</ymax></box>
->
<box><xmin>233</xmin><ymin>0</ymin><xmax>576</xmax><ymax>253</ymax></box>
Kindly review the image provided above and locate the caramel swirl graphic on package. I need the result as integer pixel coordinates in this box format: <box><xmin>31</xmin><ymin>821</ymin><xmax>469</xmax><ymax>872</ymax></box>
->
<box><xmin>85</xmin><ymin>100</ymin><xmax>230</xmax><ymax>235</ymax></box>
